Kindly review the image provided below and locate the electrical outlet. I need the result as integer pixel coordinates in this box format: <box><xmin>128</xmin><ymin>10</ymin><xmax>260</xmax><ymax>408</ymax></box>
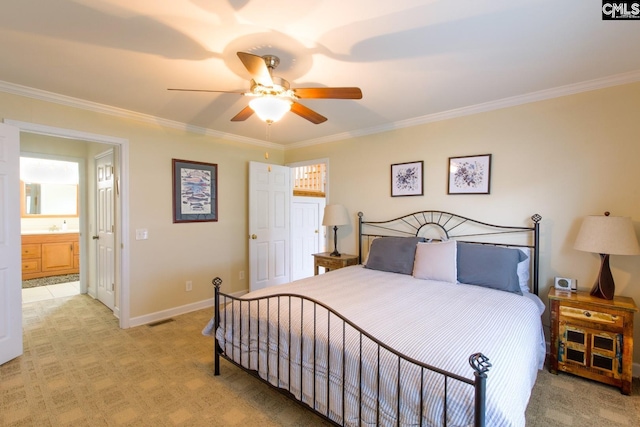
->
<box><xmin>185</xmin><ymin>281</ymin><xmax>192</xmax><ymax>292</ymax></box>
<box><xmin>239</xmin><ymin>271</ymin><xmax>245</xmax><ymax>280</ymax></box>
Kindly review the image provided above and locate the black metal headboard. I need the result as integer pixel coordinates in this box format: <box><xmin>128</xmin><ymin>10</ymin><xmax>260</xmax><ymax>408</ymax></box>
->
<box><xmin>358</xmin><ymin>211</ymin><xmax>542</xmax><ymax>295</ymax></box>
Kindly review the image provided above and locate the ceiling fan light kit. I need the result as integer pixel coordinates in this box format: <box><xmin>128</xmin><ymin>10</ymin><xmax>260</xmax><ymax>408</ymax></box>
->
<box><xmin>249</xmin><ymin>96</ymin><xmax>291</xmax><ymax>124</ymax></box>
<box><xmin>169</xmin><ymin>51</ymin><xmax>362</xmax><ymax>126</ymax></box>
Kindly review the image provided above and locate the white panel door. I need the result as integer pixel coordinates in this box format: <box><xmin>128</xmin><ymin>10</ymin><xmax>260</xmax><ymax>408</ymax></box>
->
<box><xmin>95</xmin><ymin>150</ymin><xmax>115</xmax><ymax>310</ymax></box>
<box><xmin>291</xmin><ymin>198</ymin><xmax>325</xmax><ymax>281</ymax></box>
<box><xmin>0</xmin><ymin>123</ymin><xmax>21</xmax><ymax>365</ymax></box>
<box><xmin>249</xmin><ymin>161</ymin><xmax>290</xmax><ymax>292</ymax></box>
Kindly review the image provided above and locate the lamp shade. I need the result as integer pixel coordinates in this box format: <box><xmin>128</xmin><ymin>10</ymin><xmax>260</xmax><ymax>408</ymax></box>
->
<box><xmin>574</xmin><ymin>215</ymin><xmax>640</xmax><ymax>255</ymax></box>
<box><xmin>322</xmin><ymin>204</ymin><xmax>349</xmax><ymax>227</ymax></box>
<box><xmin>249</xmin><ymin>96</ymin><xmax>291</xmax><ymax>123</ymax></box>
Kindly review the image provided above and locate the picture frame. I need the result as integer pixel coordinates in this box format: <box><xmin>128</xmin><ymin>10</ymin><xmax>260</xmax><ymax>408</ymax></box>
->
<box><xmin>391</xmin><ymin>161</ymin><xmax>424</xmax><ymax>197</ymax></box>
<box><xmin>172</xmin><ymin>159</ymin><xmax>218</xmax><ymax>223</ymax></box>
<box><xmin>447</xmin><ymin>154</ymin><xmax>491</xmax><ymax>195</ymax></box>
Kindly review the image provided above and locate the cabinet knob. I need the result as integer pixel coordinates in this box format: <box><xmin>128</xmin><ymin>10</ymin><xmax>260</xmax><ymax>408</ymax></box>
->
<box><xmin>584</xmin><ymin>311</ymin><xmax>591</xmax><ymax>317</ymax></box>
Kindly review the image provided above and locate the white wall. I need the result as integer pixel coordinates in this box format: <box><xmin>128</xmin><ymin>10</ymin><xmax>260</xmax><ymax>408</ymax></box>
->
<box><xmin>285</xmin><ymin>81</ymin><xmax>640</xmax><ymax>363</ymax></box>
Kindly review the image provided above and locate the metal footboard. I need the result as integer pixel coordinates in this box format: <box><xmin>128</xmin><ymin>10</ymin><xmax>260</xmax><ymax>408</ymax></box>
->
<box><xmin>211</xmin><ymin>277</ymin><xmax>490</xmax><ymax>427</ymax></box>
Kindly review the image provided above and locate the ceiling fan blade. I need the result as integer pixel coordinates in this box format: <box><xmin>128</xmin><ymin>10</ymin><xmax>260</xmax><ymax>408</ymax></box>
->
<box><xmin>290</xmin><ymin>102</ymin><xmax>327</xmax><ymax>124</ymax></box>
<box><xmin>237</xmin><ymin>52</ymin><xmax>273</xmax><ymax>87</ymax></box>
<box><xmin>293</xmin><ymin>87</ymin><xmax>362</xmax><ymax>99</ymax></box>
<box><xmin>168</xmin><ymin>88</ymin><xmax>244</xmax><ymax>94</ymax></box>
<box><xmin>230</xmin><ymin>105</ymin><xmax>254</xmax><ymax>122</ymax></box>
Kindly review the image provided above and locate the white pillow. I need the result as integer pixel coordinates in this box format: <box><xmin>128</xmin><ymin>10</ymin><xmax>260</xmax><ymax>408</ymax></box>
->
<box><xmin>517</xmin><ymin>247</ymin><xmax>531</xmax><ymax>293</ymax></box>
<box><xmin>412</xmin><ymin>240</ymin><xmax>457</xmax><ymax>283</ymax></box>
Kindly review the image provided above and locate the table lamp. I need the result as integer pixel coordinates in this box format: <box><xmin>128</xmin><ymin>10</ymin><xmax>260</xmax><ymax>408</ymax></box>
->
<box><xmin>322</xmin><ymin>204</ymin><xmax>349</xmax><ymax>257</ymax></box>
<box><xmin>574</xmin><ymin>212</ymin><xmax>640</xmax><ymax>299</ymax></box>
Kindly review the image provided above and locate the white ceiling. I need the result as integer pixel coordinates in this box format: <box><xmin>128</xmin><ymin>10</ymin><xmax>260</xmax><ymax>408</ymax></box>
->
<box><xmin>1</xmin><ymin>0</ymin><xmax>639</xmax><ymax>147</ymax></box>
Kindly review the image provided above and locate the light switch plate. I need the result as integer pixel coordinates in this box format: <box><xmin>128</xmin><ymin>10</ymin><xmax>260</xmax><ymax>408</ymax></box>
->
<box><xmin>135</xmin><ymin>229</ymin><xmax>148</xmax><ymax>240</ymax></box>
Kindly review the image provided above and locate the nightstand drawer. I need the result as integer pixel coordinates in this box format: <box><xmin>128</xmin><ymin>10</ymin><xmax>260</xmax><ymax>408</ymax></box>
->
<box><xmin>312</xmin><ymin>252</ymin><xmax>359</xmax><ymax>275</ymax></box>
<box><xmin>319</xmin><ymin>258</ymin><xmax>344</xmax><ymax>270</ymax></box>
<box><xmin>559</xmin><ymin>306</ymin><xmax>622</xmax><ymax>327</ymax></box>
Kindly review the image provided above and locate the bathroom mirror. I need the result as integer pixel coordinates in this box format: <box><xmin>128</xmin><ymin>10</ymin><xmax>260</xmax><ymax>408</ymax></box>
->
<box><xmin>20</xmin><ymin>157</ymin><xmax>79</xmax><ymax>217</ymax></box>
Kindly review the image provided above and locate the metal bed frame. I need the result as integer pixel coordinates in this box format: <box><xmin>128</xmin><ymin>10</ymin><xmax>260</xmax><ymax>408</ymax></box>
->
<box><xmin>211</xmin><ymin>210</ymin><xmax>542</xmax><ymax>427</ymax></box>
<box><xmin>359</xmin><ymin>211</ymin><xmax>542</xmax><ymax>294</ymax></box>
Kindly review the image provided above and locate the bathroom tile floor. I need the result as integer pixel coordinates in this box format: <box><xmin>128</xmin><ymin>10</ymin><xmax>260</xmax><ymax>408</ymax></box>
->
<box><xmin>22</xmin><ymin>281</ymin><xmax>80</xmax><ymax>303</ymax></box>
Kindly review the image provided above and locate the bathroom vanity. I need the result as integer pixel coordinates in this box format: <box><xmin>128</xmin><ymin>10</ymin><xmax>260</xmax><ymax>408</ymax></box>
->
<box><xmin>21</xmin><ymin>232</ymin><xmax>79</xmax><ymax>280</ymax></box>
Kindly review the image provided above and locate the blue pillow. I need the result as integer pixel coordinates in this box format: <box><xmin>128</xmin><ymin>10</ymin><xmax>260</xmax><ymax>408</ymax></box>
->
<box><xmin>365</xmin><ymin>237</ymin><xmax>425</xmax><ymax>275</ymax></box>
<box><xmin>456</xmin><ymin>243</ymin><xmax>527</xmax><ymax>295</ymax></box>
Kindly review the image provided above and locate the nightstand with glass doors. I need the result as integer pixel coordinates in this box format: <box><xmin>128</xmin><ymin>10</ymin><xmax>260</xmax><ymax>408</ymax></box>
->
<box><xmin>548</xmin><ymin>288</ymin><xmax>637</xmax><ymax>395</ymax></box>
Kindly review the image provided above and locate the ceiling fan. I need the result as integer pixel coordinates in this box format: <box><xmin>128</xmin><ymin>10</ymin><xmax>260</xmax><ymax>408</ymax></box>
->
<box><xmin>168</xmin><ymin>52</ymin><xmax>362</xmax><ymax>125</ymax></box>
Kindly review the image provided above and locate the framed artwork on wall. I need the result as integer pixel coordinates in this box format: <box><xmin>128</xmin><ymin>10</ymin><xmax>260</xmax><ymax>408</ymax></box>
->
<box><xmin>447</xmin><ymin>154</ymin><xmax>491</xmax><ymax>195</ymax></box>
<box><xmin>391</xmin><ymin>160</ymin><xmax>424</xmax><ymax>197</ymax></box>
<box><xmin>172</xmin><ymin>159</ymin><xmax>218</xmax><ymax>223</ymax></box>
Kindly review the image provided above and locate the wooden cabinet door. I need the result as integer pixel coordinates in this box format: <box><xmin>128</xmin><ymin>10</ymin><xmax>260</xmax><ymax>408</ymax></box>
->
<box><xmin>41</xmin><ymin>242</ymin><xmax>74</xmax><ymax>272</ymax></box>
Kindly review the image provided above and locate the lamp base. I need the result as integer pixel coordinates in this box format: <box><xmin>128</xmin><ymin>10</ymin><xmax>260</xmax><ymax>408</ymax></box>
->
<box><xmin>589</xmin><ymin>253</ymin><xmax>615</xmax><ymax>300</ymax></box>
<box><xmin>330</xmin><ymin>225</ymin><xmax>341</xmax><ymax>257</ymax></box>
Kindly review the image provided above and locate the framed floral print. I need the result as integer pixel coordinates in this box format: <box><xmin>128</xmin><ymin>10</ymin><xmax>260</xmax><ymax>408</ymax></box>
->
<box><xmin>172</xmin><ymin>159</ymin><xmax>218</xmax><ymax>223</ymax></box>
<box><xmin>391</xmin><ymin>161</ymin><xmax>424</xmax><ymax>197</ymax></box>
<box><xmin>447</xmin><ymin>154</ymin><xmax>491</xmax><ymax>195</ymax></box>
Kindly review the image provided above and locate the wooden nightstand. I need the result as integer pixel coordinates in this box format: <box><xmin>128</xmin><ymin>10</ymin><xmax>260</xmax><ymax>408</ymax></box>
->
<box><xmin>312</xmin><ymin>252</ymin><xmax>358</xmax><ymax>275</ymax></box>
<box><xmin>548</xmin><ymin>288</ymin><xmax>638</xmax><ymax>394</ymax></box>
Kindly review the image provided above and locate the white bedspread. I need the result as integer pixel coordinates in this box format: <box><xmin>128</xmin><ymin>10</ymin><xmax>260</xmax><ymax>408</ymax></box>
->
<box><xmin>203</xmin><ymin>265</ymin><xmax>545</xmax><ymax>427</ymax></box>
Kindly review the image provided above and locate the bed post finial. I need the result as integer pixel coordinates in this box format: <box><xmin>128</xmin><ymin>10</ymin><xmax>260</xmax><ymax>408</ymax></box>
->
<box><xmin>212</xmin><ymin>277</ymin><xmax>222</xmax><ymax>376</ymax></box>
<box><xmin>531</xmin><ymin>214</ymin><xmax>542</xmax><ymax>223</ymax></box>
<box><xmin>469</xmin><ymin>352</ymin><xmax>491</xmax><ymax>374</ymax></box>
<box><xmin>212</xmin><ymin>277</ymin><xmax>222</xmax><ymax>289</ymax></box>
<box><xmin>470</xmin><ymin>353</ymin><xmax>491</xmax><ymax>427</ymax></box>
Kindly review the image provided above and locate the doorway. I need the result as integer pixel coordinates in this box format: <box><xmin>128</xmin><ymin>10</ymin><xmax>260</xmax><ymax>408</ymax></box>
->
<box><xmin>7</xmin><ymin>119</ymin><xmax>131</xmax><ymax>328</ymax></box>
<box><xmin>289</xmin><ymin>159</ymin><xmax>328</xmax><ymax>280</ymax></box>
<box><xmin>20</xmin><ymin>154</ymin><xmax>83</xmax><ymax>302</ymax></box>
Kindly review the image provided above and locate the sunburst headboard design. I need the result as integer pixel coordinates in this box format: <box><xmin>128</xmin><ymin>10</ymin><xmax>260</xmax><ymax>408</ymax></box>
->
<box><xmin>358</xmin><ymin>211</ymin><xmax>542</xmax><ymax>294</ymax></box>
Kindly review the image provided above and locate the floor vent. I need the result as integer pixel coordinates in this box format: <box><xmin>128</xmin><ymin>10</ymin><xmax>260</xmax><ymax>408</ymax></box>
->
<box><xmin>148</xmin><ymin>318</ymin><xmax>175</xmax><ymax>327</ymax></box>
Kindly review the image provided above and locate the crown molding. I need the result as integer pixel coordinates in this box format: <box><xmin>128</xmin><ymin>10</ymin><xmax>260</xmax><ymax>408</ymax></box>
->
<box><xmin>286</xmin><ymin>69</ymin><xmax>640</xmax><ymax>150</ymax></box>
<box><xmin>2</xmin><ymin>69</ymin><xmax>639</xmax><ymax>152</ymax></box>
<box><xmin>0</xmin><ymin>80</ymin><xmax>284</xmax><ymax>151</ymax></box>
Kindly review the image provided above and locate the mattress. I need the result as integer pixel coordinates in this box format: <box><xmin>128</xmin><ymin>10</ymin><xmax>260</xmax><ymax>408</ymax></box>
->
<box><xmin>204</xmin><ymin>265</ymin><xmax>545</xmax><ymax>426</ymax></box>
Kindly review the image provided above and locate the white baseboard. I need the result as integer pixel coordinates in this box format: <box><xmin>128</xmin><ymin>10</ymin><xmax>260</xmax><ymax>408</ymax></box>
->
<box><xmin>128</xmin><ymin>290</ymin><xmax>248</xmax><ymax>328</ymax></box>
<box><xmin>129</xmin><ymin>298</ymin><xmax>214</xmax><ymax>328</ymax></box>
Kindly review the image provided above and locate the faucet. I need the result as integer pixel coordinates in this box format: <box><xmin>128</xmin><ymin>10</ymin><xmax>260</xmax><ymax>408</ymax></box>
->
<box><xmin>49</xmin><ymin>224</ymin><xmax>59</xmax><ymax>232</ymax></box>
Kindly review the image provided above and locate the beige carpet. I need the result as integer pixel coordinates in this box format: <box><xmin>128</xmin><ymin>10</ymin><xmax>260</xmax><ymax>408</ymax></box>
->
<box><xmin>1</xmin><ymin>295</ymin><xmax>639</xmax><ymax>426</ymax></box>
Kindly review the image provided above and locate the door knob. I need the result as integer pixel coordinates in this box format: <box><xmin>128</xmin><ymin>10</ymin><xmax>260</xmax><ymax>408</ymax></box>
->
<box><xmin>92</xmin><ymin>235</ymin><xmax>100</xmax><ymax>240</ymax></box>
<box><xmin>250</xmin><ymin>234</ymin><xmax>257</xmax><ymax>239</ymax></box>
<box><xmin>315</xmin><ymin>230</ymin><xmax>319</xmax><ymax>233</ymax></box>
